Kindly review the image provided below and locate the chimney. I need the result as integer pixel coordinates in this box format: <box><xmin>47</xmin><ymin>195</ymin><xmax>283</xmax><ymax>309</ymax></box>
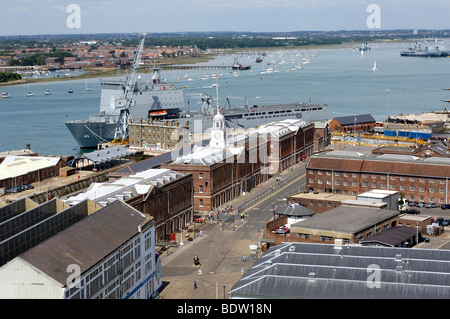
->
<box><xmin>26</xmin><ymin>144</ymin><xmax>30</xmax><ymax>150</ymax></box>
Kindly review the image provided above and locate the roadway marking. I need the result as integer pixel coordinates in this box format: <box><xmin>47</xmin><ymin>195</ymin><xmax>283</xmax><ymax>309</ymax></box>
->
<box><xmin>235</xmin><ymin>172</ymin><xmax>306</xmax><ymax>233</ymax></box>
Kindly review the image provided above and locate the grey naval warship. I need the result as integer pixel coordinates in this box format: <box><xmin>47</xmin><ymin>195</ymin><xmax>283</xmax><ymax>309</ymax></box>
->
<box><xmin>401</xmin><ymin>39</ymin><xmax>450</xmax><ymax>57</ymax></box>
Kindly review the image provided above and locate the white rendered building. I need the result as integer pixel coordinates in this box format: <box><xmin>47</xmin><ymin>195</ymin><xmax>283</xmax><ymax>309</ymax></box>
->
<box><xmin>0</xmin><ymin>200</ymin><xmax>161</xmax><ymax>299</ymax></box>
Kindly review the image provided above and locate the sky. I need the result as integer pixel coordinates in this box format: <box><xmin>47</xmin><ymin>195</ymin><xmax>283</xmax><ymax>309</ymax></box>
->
<box><xmin>0</xmin><ymin>0</ymin><xmax>449</xmax><ymax>36</ymax></box>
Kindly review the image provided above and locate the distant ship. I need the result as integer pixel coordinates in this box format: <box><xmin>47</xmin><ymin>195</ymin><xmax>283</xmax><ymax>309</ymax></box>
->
<box><xmin>1</xmin><ymin>92</ymin><xmax>10</xmax><ymax>98</ymax></box>
<box><xmin>359</xmin><ymin>43</ymin><xmax>371</xmax><ymax>51</ymax></box>
<box><xmin>401</xmin><ymin>39</ymin><xmax>450</xmax><ymax>57</ymax></box>
<box><xmin>176</xmin><ymin>94</ymin><xmax>331</xmax><ymax>134</ymax></box>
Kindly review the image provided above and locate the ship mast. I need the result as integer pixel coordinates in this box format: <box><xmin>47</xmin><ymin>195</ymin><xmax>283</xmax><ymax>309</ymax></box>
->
<box><xmin>113</xmin><ymin>33</ymin><xmax>146</xmax><ymax>142</ymax></box>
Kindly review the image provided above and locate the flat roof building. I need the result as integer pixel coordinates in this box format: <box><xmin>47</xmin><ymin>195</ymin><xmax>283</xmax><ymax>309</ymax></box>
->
<box><xmin>290</xmin><ymin>205</ymin><xmax>400</xmax><ymax>245</ymax></box>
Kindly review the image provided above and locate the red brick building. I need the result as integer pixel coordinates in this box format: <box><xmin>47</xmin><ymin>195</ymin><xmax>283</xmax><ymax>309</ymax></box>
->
<box><xmin>306</xmin><ymin>150</ymin><xmax>450</xmax><ymax>205</ymax></box>
<box><xmin>65</xmin><ymin>168</ymin><xmax>193</xmax><ymax>244</ymax></box>
<box><xmin>329</xmin><ymin>114</ymin><xmax>376</xmax><ymax>133</ymax></box>
<box><xmin>162</xmin><ymin>113</ymin><xmax>315</xmax><ymax>212</ymax></box>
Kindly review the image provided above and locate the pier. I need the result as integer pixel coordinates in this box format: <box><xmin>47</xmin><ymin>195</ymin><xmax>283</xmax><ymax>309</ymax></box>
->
<box><xmin>142</xmin><ymin>64</ymin><xmax>250</xmax><ymax>71</ymax></box>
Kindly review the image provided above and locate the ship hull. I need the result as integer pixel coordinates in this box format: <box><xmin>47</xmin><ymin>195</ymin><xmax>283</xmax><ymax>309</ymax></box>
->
<box><xmin>65</xmin><ymin>121</ymin><xmax>117</xmax><ymax>148</ymax></box>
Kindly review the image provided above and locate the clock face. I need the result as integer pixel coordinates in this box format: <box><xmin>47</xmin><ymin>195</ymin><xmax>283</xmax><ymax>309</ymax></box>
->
<box><xmin>214</xmin><ymin>132</ymin><xmax>221</xmax><ymax>139</ymax></box>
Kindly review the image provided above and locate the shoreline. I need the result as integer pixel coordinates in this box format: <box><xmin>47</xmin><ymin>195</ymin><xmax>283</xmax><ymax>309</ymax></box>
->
<box><xmin>0</xmin><ymin>39</ymin><xmax>412</xmax><ymax>88</ymax></box>
<box><xmin>0</xmin><ymin>54</ymin><xmax>217</xmax><ymax>87</ymax></box>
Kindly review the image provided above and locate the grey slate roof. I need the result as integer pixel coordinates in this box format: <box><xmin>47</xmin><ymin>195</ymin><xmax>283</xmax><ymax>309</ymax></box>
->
<box><xmin>334</xmin><ymin>114</ymin><xmax>375</xmax><ymax>126</ymax></box>
<box><xmin>276</xmin><ymin>203</ymin><xmax>315</xmax><ymax>217</ymax></box>
<box><xmin>230</xmin><ymin>242</ymin><xmax>450</xmax><ymax>299</ymax></box>
<box><xmin>18</xmin><ymin>200</ymin><xmax>149</xmax><ymax>286</ymax></box>
<box><xmin>360</xmin><ymin>226</ymin><xmax>419</xmax><ymax>247</ymax></box>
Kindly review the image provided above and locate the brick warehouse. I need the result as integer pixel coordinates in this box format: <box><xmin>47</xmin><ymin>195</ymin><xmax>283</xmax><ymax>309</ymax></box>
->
<box><xmin>306</xmin><ymin>150</ymin><xmax>450</xmax><ymax>205</ymax></box>
<box><xmin>162</xmin><ymin>111</ymin><xmax>315</xmax><ymax>212</ymax></box>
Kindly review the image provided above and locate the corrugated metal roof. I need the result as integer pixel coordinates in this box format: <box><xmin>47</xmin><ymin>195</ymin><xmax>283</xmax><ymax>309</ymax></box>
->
<box><xmin>0</xmin><ymin>157</ymin><xmax>57</xmax><ymax>180</ymax></box>
<box><xmin>230</xmin><ymin>242</ymin><xmax>450</xmax><ymax>299</ymax></box>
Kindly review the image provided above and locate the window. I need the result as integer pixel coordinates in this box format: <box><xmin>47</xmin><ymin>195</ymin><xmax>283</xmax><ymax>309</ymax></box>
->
<box><xmin>320</xmin><ymin>236</ymin><xmax>333</xmax><ymax>242</ymax></box>
<box><xmin>410</xmin><ymin>186</ymin><xmax>415</xmax><ymax>191</ymax></box>
<box><xmin>199</xmin><ymin>173</ymin><xmax>203</xmax><ymax>179</ymax></box>
<box><xmin>199</xmin><ymin>199</ymin><xmax>203</xmax><ymax>207</ymax></box>
<box><xmin>199</xmin><ymin>185</ymin><xmax>203</xmax><ymax>193</ymax></box>
<box><xmin>419</xmin><ymin>187</ymin><xmax>425</xmax><ymax>192</ymax></box>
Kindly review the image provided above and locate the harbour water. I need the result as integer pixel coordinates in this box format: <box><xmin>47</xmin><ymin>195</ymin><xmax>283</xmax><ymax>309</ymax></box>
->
<box><xmin>1</xmin><ymin>41</ymin><xmax>449</xmax><ymax>157</ymax></box>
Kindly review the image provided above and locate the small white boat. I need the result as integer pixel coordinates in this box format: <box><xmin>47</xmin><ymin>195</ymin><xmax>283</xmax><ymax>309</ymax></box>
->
<box><xmin>68</xmin><ymin>88</ymin><xmax>74</xmax><ymax>93</ymax></box>
<box><xmin>26</xmin><ymin>91</ymin><xmax>33</xmax><ymax>97</ymax></box>
<box><xmin>44</xmin><ymin>90</ymin><xmax>52</xmax><ymax>95</ymax></box>
<box><xmin>1</xmin><ymin>92</ymin><xmax>10</xmax><ymax>98</ymax></box>
<box><xmin>371</xmin><ymin>61</ymin><xmax>377</xmax><ymax>72</ymax></box>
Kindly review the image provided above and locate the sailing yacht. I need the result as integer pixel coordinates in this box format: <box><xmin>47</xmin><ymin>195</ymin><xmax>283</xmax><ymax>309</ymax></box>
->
<box><xmin>371</xmin><ymin>61</ymin><xmax>377</xmax><ymax>72</ymax></box>
<box><xmin>25</xmin><ymin>83</ymin><xmax>33</xmax><ymax>97</ymax></box>
<box><xmin>85</xmin><ymin>78</ymin><xmax>91</xmax><ymax>91</ymax></box>
<box><xmin>44</xmin><ymin>83</ymin><xmax>51</xmax><ymax>95</ymax></box>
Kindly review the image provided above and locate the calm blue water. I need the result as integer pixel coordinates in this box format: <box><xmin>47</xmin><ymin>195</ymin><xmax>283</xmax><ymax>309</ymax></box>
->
<box><xmin>1</xmin><ymin>41</ymin><xmax>449</xmax><ymax>156</ymax></box>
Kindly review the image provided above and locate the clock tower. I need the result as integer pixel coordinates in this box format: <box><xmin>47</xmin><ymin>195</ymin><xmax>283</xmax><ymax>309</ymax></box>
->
<box><xmin>210</xmin><ymin>108</ymin><xmax>226</xmax><ymax>149</ymax></box>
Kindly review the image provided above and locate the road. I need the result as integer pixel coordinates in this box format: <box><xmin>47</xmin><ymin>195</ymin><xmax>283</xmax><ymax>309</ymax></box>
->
<box><xmin>158</xmin><ymin>162</ymin><xmax>307</xmax><ymax>299</ymax></box>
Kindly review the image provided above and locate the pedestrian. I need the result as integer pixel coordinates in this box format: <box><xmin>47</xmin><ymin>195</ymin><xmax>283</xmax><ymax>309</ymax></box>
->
<box><xmin>194</xmin><ymin>280</ymin><xmax>197</xmax><ymax>289</ymax></box>
<box><xmin>241</xmin><ymin>267</ymin><xmax>244</xmax><ymax>276</ymax></box>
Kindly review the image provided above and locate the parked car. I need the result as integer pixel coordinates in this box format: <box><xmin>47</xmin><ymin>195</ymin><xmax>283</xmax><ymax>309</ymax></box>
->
<box><xmin>278</xmin><ymin>226</ymin><xmax>290</xmax><ymax>233</ymax></box>
<box><xmin>408</xmin><ymin>201</ymin><xmax>418</xmax><ymax>207</ymax></box>
<box><xmin>434</xmin><ymin>218</ymin><xmax>444</xmax><ymax>226</ymax></box>
<box><xmin>273</xmin><ymin>229</ymin><xmax>287</xmax><ymax>235</ymax></box>
<box><xmin>22</xmin><ymin>184</ymin><xmax>34</xmax><ymax>190</ymax></box>
<box><xmin>441</xmin><ymin>204</ymin><xmax>450</xmax><ymax>209</ymax></box>
<box><xmin>419</xmin><ymin>235</ymin><xmax>430</xmax><ymax>243</ymax></box>
<box><xmin>425</xmin><ymin>203</ymin><xmax>440</xmax><ymax>208</ymax></box>
<box><xmin>193</xmin><ymin>215</ymin><xmax>204</xmax><ymax>223</ymax></box>
<box><xmin>442</xmin><ymin>219</ymin><xmax>450</xmax><ymax>227</ymax></box>
<box><xmin>406</xmin><ymin>209</ymin><xmax>420</xmax><ymax>215</ymax></box>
